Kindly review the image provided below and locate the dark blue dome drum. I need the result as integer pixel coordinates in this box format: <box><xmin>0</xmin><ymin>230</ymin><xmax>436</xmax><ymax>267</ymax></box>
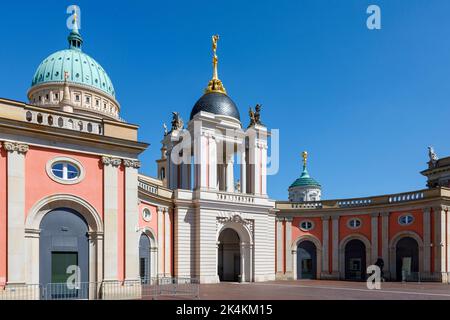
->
<box><xmin>190</xmin><ymin>92</ymin><xmax>240</xmax><ymax>121</ymax></box>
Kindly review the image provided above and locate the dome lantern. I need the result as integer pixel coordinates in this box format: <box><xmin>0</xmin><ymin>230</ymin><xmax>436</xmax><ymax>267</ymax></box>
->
<box><xmin>190</xmin><ymin>35</ymin><xmax>240</xmax><ymax>122</ymax></box>
<box><xmin>289</xmin><ymin>151</ymin><xmax>322</xmax><ymax>202</ymax></box>
<box><xmin>68</xmin><ymin>10</ymin><xmax>83</xmax><ymax>50</ymax></box>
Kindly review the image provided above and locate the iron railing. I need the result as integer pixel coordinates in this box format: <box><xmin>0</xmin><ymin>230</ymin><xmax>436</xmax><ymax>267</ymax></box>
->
<box><xmin>0</xmin><ymin>277</ymin><xmax>199</xmax><ymax>300</ymax></box>
<box><xmin>401</xmin><ymin>272</ymin><xmax>450</xmax><ymax>283</ymax></box>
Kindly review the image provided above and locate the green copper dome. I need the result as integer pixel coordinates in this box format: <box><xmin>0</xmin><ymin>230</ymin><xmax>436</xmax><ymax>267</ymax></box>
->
<box><xmin>290</xmin><ymin>167</ymin><xmax>321</xmax><ymax>188</ymax></box>
<box><xmin>30</xmin><ymin>20</ymin><xmax>115</xmax><ymax>98</ymax></box>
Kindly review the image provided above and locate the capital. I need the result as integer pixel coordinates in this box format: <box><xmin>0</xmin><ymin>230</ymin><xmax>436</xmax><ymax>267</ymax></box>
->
<box><xmin>123</xmin><ymin>159</ymin><xmax>141</xmax><ymax>169</ymax></box>
<box><xmin>101</xmin><ymin>156</ymin><xmax>122</xmax><ymax>167</ymax></box>
<box><xmin>3</xmin><ymin>141</ymin><xmax>29</xmax><ymax>154</ymax></box>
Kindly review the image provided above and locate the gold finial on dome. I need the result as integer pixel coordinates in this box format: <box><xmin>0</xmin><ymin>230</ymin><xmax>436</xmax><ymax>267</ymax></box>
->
<box><xmin>302</xmin><ymin>151</ymin><xmax>308</xmax><ymax>168</ymax></box>
<box><xmin>205</xmin><ymin>35</ymin><xmax>227</xmax><ymax>95</ymax></box>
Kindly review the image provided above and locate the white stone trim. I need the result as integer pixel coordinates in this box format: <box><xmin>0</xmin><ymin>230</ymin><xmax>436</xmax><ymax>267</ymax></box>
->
<box><xmin>291</xmin><ymin>235</ymin><xmax>322</xmax><ymax>280</ymax></box>
<box><xmin>338</xmin><ymin>234</ymin><xmax>372</xmax><ymax>279</ymax></box>
<box><xmin>388</xmin><ymin>230</ymin><xmax>424</xmax><ymax>280</ymax></box>
<box><xmin>24</xmin><ymin>194</ymin><xmax>103</xmax><ymax>285</ymax></box>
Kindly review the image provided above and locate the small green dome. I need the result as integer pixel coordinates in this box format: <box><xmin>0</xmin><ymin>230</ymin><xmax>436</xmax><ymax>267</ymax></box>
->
<box><xmin>30</xmin><ymin>23</ymin><xmax>115</xmax><ymax>98</ymax></box>
<box><xmin>290</xmin><ymin>168</ymin><xmax>321</xmax><ymax>188</ymax></box>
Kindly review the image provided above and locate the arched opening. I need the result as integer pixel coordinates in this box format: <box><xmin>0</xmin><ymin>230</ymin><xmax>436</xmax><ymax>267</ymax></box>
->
<box><xmin>39</xmin><ymin>208</ymin><xmax>89</xmax><ymax>299</ymax></box>
<box><xmin>344</xmin><ymin>239</ymin><xmax>366</xmax><ymax>281</ymax></box>
<box><xmin>396</xmin><ymin>237</ymin><xmax>419</xmax><ymax>281</ymax></box>
<box><xmin>297</xmin><ymin>241</ymin><xmax>317</xmax><ymax>280</ymax></box>
<box><xmin>139</xmin><ymin>234</ymin><xmax>151</xmax><ymax>284</ymax></box>
<box><xmin>218</xmin><ymin>229</ymin><xmax>241</xmax><ymax>282</ymax></box>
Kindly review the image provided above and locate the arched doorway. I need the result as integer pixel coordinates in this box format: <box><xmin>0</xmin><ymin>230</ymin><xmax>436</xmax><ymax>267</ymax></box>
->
<box><xmin>297</xmin><ymin>241</ymin><xmax>317</xmax><ymax>280</ymax></box>
<box><xmin>39</xmin><ymin>208</ymin><xmax>89</xmax><ymax>299</ymax></box>
<box><xmin>218</xmin><ymin>229</ymin><xmax>241</xmax><ymax>282</ymax></box>
<box><xmin>139</xmin><ymin>234</ymin><xmax>151</xmax><ymax>283</ymax></box>
<box><xmin>396</xmin><ymin>237</ymin><xmax>419</xmax><ymax>281</ymax></box>
<box><xmin>345</xmin><ymin>239</ymin><xmax>366</xmax><ymax>281</ymax></box>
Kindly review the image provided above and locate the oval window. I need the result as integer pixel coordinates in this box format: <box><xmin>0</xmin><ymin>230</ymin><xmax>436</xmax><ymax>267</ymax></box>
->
<box><xmin>348</xmin><ymin>218</ymin><xmax>362</xmax><ymax>229</ymax></box>
<box><xmin>300</xmin><ymin>220</ymin><xmax>314</xmax><ymax>231</ymax></box>
<box><xmin>51</xmin><ymin>162</ymin><xmax>80</xmax><ymax>180</ymax></box>
<box><xmin>46</xmin><ymin>157</ymin><xmax>84</xmax><ymax>185</ymax></box>
<box><xmin>398</xmin><ymin>215</ymin><xmax>414</xmax><ymax>226</ymax></box>
<box><xmin>142</xmin><ymin>208</ymin><xmax>152</xmax><ymax>222</ymax></box>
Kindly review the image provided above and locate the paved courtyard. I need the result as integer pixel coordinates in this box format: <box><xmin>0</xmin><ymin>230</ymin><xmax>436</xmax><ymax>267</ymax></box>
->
<box><xmin>189</xmin><ymin>280</ymin><xmax>450</xmax><ymax>300</ymax></box>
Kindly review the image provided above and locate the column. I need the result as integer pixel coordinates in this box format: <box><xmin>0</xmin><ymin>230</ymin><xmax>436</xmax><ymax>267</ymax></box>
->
<box><xmin>371</xmin><ymin>213</ymin><xmax>379</xmax><ymax>264</ymax></box>
<box><xmin>157</xmin><ymin>207</ymin><xmax>164</xmax><ymax>277</ymax></box>
<box><xmin>194</xmin><ymin>133</ymin><xmax>208</xmax><ymax>189</ymax></box>
<box><xmin>276</xmin><ymin>217</ymin><xmax>284</xmax><ymax>277</ymax></box>
<box><xmin>285</xmin><ymin>218</ymin><xmax>293</xmax><ymax>278</ymax></box>
<box><xmin>381</xmin><ymin>212</ymin><xmax>390</xmax><ymax>279</ymax></box>
<box><xmin>249</xmin><ymin>243</ymin><xmax>253</xmax><ymax>282</ymax></box>
<box><xmin>124</xmin><ymin>159</ymin><xmax>141</xmax><ymax>281</ymax></box>
<box><xmin>226</xmin><ymin>156</ymin><xmax>234</xmax><ymax>192</ymax></box>
<box><xmin>4</xmin><ymin>142</ymin><xmax>28</xmax><ymax>285</ymax></box>
<box><xmin>88</xmin><ymin>232</ymin><xmax>99</xmax><ymax>299</ymax></box>
<box><xmin>240</xmin><ymin>149</ymin><xmax>247</xmax><ymax>194</ymax></box>
<box><xmin>240</xmin><ymin>243</ymin><xmax>246</xmax><ymax>282</ymax></box>
<box><xmin>102</xmin><ymin>156</ymin><xmax>121</xmax><ymax>281</ymax></box>
<box><xmin>433</xmin><ymin>206</ymin><xmax>446</xmax><ymax>275</ymax></box>
<box><xmin>423</xmin><ymin>208</ymin><xmax>431</xmax><ymax>273</ymax></box>
<box><xmin>322</xmin><ymin>216</ymin><xmax>329</xmax><ymax>275</ymax></box>
<box><xmin>260</xmin><ymin>143</ymin><xmax>268</xmax><ymax>196</ymax></box>
<box><xmin>164</xmin><ymin>208</ymin><xmax>171</xmax><ymax>277</ymax></box>
<box><xmin>208</xmin><ymin>136</ymin><xmax>217</xmax><ymax>190</ymax></box>
<box><xmin>331</xmin><ymin>216</ymin><xmax>339</xmax><ymax>277</ymax></box>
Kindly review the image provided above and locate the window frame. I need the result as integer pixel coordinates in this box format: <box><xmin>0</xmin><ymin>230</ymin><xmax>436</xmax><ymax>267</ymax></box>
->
<box><xmin>347</xmin><ymin>218</ymin><xmax>362</xmax><ymax>229</ymax></box>
<box><xmin>299</xmin><ymin>220</ymin><xmax>314</xmax><ymax>232</ymax></box>
<box><xmin>398</xmin><ymin>214</ymin><xmax>414</xmax><ymax>226</ymax></box>
<box><xmin>46</xmin><ymin>157</ymin><xmax>85</xmax><ymax>185</ymax></box>
<box><xmin>142</xmin><ymin>208</ymin><xmax>152</xmax><ymax>222</ymax></box>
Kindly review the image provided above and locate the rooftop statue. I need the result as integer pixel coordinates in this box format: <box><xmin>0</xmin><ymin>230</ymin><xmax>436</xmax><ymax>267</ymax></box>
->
<box><xmin>249</xmin><ymin>104</ymin><xmax>263</xmax><ymax>127</ymax></box>
<box><xmin>428</xmin><ymin>146</ymin><xmax>439</xmax><ymax>167</ymax></box>
<box><xmin>171</xmin><ymin>112</ymin><xmax>184</xmax><ymax>132</ymax></box>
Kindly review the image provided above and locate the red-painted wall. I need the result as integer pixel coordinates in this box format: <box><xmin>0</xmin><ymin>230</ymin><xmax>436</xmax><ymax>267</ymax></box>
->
<box><xmin>291</xmin><ymin>217</ymin><xmax>323</xmax><ymax>246</ymax></box>
<box><xmin>389</xmin><ymin>209</ymin><xmax>423</xmax><ymax>240</ymax></box>
<box><xmin>339</xmin><ymin>215</ymin><xmax>372</xmax><ymax>241</ymax></box>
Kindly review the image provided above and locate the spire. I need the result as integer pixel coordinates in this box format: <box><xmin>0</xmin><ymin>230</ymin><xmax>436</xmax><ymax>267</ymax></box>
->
<box><xmin>204</xmin><ymin>35</ymin><xmax>227</xmax><ymax>95</ymax></box>
<box><xmin>60</xmin><ymin>71</ymin><xmax>74</xmax><ymax>113</ymax></box>
<box><xmin>68</xmin><ymin>9</ymin><xmax>83</xmax><ymax>50</ymax></box>
<box><xmin>301</xmin><ymin>151</ymin><xmax>310</xmax><ymax>178</ymax></box>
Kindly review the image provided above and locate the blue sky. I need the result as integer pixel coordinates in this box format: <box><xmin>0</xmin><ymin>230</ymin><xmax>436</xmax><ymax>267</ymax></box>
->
<box><xmin>0</xmin><ymin>0</ymin><xmax>449</xmax><ymax>200</ymax></box>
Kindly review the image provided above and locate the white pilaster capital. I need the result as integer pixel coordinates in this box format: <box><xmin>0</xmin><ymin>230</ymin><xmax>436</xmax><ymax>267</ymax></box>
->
<box><xmin>331</xmin><ymin>215</ymin><xmax>340</xmax><ymax>221</ymax></box>
<box><xmin>380</xmin><ymin>212</ymin><xmax>390</xmax><ymax>218</ymax></box>
<box><xmin>276</xmin><ymin>216</ymin><xmax>285</xmax><ymax>222</ymax></box>
<box><xmin>101</xmin><ymin>156</ymin><xmax>122</xmax><ymax>167</ymax></box>
<box><xmin>123</xmin><ymin>159</ymin><xmax>141</xmax><ymax>169</ymax></box>
<box><xmin>433</xmin><ymin>205</ymin><xmax>448</xmax><ymax>213</ymax></box>
<box><xmin>321</xmin><ymin>215</ymin><xmax>330</xmax><ymax>222</ymax></box>
<box><xmin>370</xmin><ymin>213</ymin><xmax>380</xmax><ymax>218</ymax></box>
<box><xmin>285</xmin><ymin>217</ymin><xmax>294</xmax><ymax>223</ymax></box>
<box><xmin>3</xmin><ymin>141</ymin><xmax>29</xmax><ymax>154</ymax></box>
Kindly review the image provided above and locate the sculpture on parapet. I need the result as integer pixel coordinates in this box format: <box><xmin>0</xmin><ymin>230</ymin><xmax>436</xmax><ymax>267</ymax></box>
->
<box><xmin>171</xmin><ymin>112</ymin><xmax>184</xmax><ymax>132</ymax></box>
<box><xmin>428</xmin><ymin>146</ymin><xmax>439</xmax><ymax>167</ymax></box>
<box><xmin>249</xmin><ymin>104</ymin><xmax>263</xmax><ymax>127</ymax></box>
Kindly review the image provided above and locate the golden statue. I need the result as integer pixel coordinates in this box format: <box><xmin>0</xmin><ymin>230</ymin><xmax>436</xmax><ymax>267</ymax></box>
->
<box><xmin>302</xmin><ymin>151</ymin><xmax>308</xmax><ymax>167</ymax></box>
<box><xmin>205</xmin><ymin>35</ymin><xmax>227</xmax><ymax>94</ymax></box>
<box><xmin>212</xmin><ymin>35</ymin><xmax>219</xmax><ymax>54</ymax></box>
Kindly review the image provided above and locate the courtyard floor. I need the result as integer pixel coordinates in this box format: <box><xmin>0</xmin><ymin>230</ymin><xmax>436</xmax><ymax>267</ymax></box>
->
<box><xmin>159</xmin><ymin>280</ymin><xmax>450</xmax><ymax>300</ymax></box>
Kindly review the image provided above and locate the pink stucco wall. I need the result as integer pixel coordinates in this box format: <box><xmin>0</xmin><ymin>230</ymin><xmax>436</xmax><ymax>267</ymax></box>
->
<box><xmin>24</xmin><ymin>146</ymin><xmax>104</xmax><ymax>220</ymax></box>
